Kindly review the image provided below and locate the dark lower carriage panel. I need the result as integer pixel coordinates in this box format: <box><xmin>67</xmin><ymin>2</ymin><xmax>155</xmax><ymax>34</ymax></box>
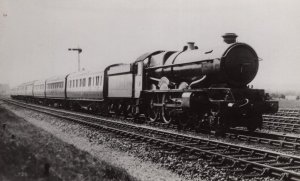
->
<box><xmin>141</xmin><ymin>88</ymin><xmax>278</xmax><ymax>133</ymax></box>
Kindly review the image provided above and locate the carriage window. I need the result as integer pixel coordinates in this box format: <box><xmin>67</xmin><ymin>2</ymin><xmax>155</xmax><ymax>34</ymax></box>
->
<box><xmin>96</xmin><ymin>76</ymin><xmax>99</xmax><ymax>86</ymax></box>
<box><xmin>100</xmin><ymin>75</ymin><xmax>102</xmax><ymax>86</ymax></box>
<box><xmin>76</xmin><ymin>80</ymin><xmax>78</xmax><ymax>87</ymax></box>
<box><xmin>92</xmin><ymin>77</ymin><xmax>94</xmax><ymax>86</ymax></box>
<box><xmin>88</xmin><ymin>77</ymin><xmax>91</xmax><ymax>86</ymax></box>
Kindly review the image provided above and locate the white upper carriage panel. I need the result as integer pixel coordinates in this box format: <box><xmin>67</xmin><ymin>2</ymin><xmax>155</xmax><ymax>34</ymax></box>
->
<box><xmin>24</xmin><ymin>81</ymin><xmax>36</xmax><ymax>97</ymax></box>
<box><xmin>45</xmin><ymin>74</ymin><xmax>67</xmax><ymax>99</ymax></box>
<box><xmin>106</xmin><ymin>64</ymin><xmax>134</xmax><ymax>98</ymax></box>
<box><xmin>66</xmin><ymin>70</ymin><xmax>104</xmax><ymax>100</ymax></box>
<box><xmin>33</xmin><ymin>79</ymin><xmax>46</xmax><ymax>98</ymax></box>
<box><xmin>15</xmin><ymin>84</ymin><xmax>25</xmax><ymax>96</ymax></box>
<box><xmin>10</xmin><ymin>87</ymin><xmax>17</xmax><ymax>97</ymax></box>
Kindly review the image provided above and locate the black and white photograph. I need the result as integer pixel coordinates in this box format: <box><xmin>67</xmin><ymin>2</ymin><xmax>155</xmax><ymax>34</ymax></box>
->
<box><xmin>0</xmin><ymin>0</ymin><xmax>300</xmax><ymax>180</ymax></box>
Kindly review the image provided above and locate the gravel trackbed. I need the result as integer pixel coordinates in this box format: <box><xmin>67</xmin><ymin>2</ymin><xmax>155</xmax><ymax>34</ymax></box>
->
<box><xmin>0</xmin><ymin>102</ymin><xmax>183</xmax><ymax>181</ymax></box>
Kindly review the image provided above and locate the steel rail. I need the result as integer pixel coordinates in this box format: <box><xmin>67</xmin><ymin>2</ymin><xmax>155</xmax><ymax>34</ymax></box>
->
<box><xmin>264</xmin><ymin>115</ymin><xmax>300</xmax><ymax>123</ymax></box>
<box><xmin>227</xmin><ymin>128</ymin><xmax>300</xmax><ymax>150</ymax></box>
<box><xmin>146</xmin><ymin>121</ymin><xmax>300</xmax><ymax>150</ymax></box>
<box><xmin>268</xmin><ymin>108</ymin><xmax>300</xmax><ymax>117</ymax></box>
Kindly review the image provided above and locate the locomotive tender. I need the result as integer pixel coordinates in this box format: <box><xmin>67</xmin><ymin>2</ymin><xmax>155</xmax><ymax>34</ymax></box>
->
<box><xmin>11</xmin><ymin>33</ymin><xmax>278</xmax><ymax>133</ymax></box>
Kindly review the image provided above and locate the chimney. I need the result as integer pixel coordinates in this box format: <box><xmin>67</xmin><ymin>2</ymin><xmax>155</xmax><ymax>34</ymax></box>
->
<box><xmin>187</xmin><ymin>42</ymin><xmax>196</xmax><ymax>50</ymax></box>
<box><xmin>222</xmin><ymin>33</ymin><xmax>238</xmax><ymax>44</ymax></box>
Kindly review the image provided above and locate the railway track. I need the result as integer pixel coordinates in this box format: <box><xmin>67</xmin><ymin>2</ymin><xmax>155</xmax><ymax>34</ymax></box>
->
<box><xmin>263</xmin><ymin>115</ymin><xmax>300</xmax><ymax>133</ymax></box>
<box><xmin>2</xmin><ymin>98</ymin><xmax>300</xmax><ymax>180</ymax></box>
<box><xmin>145</xmin><ymin>120</ymin><xmax>300</xmax><ymax>151</ymax></box>
<box><xmin>273</xmin><ymin>109</ymin><xmax>300</xmax><ymax>117</ymax></box>
<box><xmin>4</xmin><ymin>98</ymin><xmax>300</xmax><ymax>151</ymax></box>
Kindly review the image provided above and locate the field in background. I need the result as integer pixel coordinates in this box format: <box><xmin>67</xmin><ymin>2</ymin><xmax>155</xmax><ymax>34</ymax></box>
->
<box><xmin>278</xmin><ymin>99</ymin><xmax>300</xmax><ymax>109</ymax></box>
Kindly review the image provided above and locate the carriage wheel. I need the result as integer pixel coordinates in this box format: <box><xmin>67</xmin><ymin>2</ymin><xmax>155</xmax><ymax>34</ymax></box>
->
<box><xmin>146</xmin><ymin>95</ymin><xmax>160</xmax><ymax>122</ymax></box>
<box><xmin>101</xmin><ymin>102</ymin><xmax>111</xmax><ymax>116</ymax></box>
<box><xmin>108</xmin><ymin>103</ymin><xmax>114</xmax><ymax>115</ymax></box>
<box><xmin>129</xmin><ymin>104</ymin><xmax>137</xmax><ymax>117</ymax></box>
<box><xmin>161</xmin><ymin>94</ymin><xmax>174</xmax><ymax>124</ymax></box>
<box><xmin>121</xmin><ymin>104</ymin><xmax>130</xmax><ymax>118</ymax></box>
<box><xmin>114</xmin><ymin>103</ymin><xmax>122</xmax><ymax>115</ymax></box>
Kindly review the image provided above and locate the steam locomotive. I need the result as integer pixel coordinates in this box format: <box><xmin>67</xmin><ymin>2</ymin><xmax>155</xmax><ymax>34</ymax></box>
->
<box><xmin>11</xmin><ymin>33</ymin><xmax>278</xmax><ymax>133</ymax></box>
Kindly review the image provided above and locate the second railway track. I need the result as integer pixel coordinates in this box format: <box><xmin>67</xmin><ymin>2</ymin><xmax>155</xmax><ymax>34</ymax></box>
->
<box><xmin>3</xmin><ymin>98</ymin><xmax>300</xmax><ymax>180</ymax></box>
<box><xmin>273</xmin><ymin>108</ymin><xmax>300</xmax><ymax>117</ymax></box>
<box><xmin>263</xmin><ymin>115</ymin><xmax>300</xmax><ymax>133</ymax></box>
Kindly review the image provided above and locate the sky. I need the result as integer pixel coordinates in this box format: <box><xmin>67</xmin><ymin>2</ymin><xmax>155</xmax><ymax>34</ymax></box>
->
<box><xmin>0</xmin><ymin>0</ymin><xmax>300</xmax><ymax>92</ymax></box>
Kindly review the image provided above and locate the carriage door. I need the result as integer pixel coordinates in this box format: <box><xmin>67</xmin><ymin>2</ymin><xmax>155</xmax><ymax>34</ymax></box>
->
<box><xmin>134</xmin><ymin>61</ymin><xmax>143</xmax><ymax>98</ymax></box>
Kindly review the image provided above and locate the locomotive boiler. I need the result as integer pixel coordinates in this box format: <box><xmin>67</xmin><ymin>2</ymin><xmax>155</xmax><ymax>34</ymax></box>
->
<box><xmin>144</xmin><ymin>33</ymin><xmax>258</xmax><ymax>89</ymax></box>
